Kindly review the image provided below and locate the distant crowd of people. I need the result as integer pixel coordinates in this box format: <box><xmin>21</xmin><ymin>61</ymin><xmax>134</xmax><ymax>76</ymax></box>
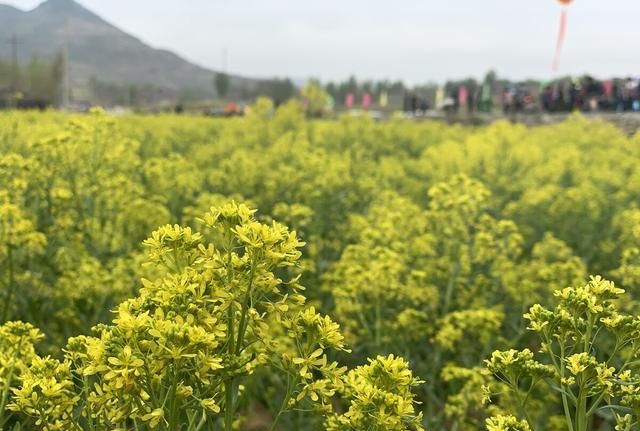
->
<box><xmin>400</xmin><ymin>76</ymin><xmax>640</xmax><ymax>116</ymax></box>
<box><xmin>537</xmin><ymin>77</ymin><xmax>640</xmax><ymax>113</ymax></box>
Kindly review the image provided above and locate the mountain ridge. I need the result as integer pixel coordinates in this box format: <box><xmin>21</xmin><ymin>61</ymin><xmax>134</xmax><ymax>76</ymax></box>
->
<box><xmin>0</xmin><ymin>0</ymin><xmax>257</xmax><ymax>101</ymax></box>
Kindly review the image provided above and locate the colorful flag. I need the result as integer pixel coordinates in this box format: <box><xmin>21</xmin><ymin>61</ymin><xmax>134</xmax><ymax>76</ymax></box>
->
<box><xmin>435</xmin><ymin>87</ymin><xmax>445</xmax><ymax>108</ymax></box>
<box><xmin>327</xmin><ymin>95</ymin><xmax>335</xmax><ymax>111</ymax></box>
<box><xmin>458</xmin><ymin>85</ymin><xmax>468</xmax><ymax>107</ymax></box>
<box><xmin>362</xmin><ymin>92</ymin><xmax>372</xmax><ymax>109</ymax></box>
<box><xmin>345</xmin><ymin>92</ymin><xmax>354</xmax><ymax>109</ymax></box>
<box><xmin>379</xmin><ymin>91</ymin><xmax>388</xmax><ymax>108</ymax></box>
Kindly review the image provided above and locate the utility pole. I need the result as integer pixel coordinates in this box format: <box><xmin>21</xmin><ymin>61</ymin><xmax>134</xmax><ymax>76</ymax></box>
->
<box><xmin>62</xmin><ymin>18</ymin><xmax>70</xmax><ymax>108</ymax></box>
<box><xmin>221</xmin><ymin>47</ymin><xmax>228</xmax><ymax>73</ymax></box>
<box><xmin>7</xmin><ymin>33</ymin><xmax>21</xmax><ymax>93</ymax></box>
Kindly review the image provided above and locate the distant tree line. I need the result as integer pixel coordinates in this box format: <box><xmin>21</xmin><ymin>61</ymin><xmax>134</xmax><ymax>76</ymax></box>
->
<box><xmin>0</xmin><ymin>53</ymin><xmax>65</xmax><ymax>108</ymax></box>
<box><xmin>254</xmin><ymin>77</ymin><xmax>295</xmax><ymax>106</ymax></box>
<box><xmin>88</xmin><ymin>77</ymin><xmax>181</xmax><ymax>107</ymax></box>
<box><xmin>214</xmin><ymin>73</ymin><xmax>295</xmax><ymax>106</ymax></box>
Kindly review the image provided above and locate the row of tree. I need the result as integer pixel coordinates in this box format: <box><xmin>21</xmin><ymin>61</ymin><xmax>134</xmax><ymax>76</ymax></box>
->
<box><xmin>214</xmin><ymin>72</ymin><xmax>296</xmax><ymax>106</ymax></box>
<box><xmin>0</xmin><ymin>53</ymin><xmax>65</xmax><ymax>107</ymax></box>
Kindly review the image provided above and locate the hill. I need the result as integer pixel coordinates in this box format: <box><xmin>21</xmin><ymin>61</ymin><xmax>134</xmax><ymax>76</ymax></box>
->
<box><xmin>0</xmin><ymin>0</ymin><xmax>257</xmax><ymax>103</ymax></box>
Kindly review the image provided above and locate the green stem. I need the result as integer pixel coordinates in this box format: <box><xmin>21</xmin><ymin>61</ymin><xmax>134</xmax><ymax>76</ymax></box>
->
<box><xmin>584</xmin><ymin>315</ymin><xmax>593</xmax><ymax>353</ymax></box>
<box><xmin>224</xmin><ymin>379</ymin><xmax>235</xmax><ymax>431</ymax></box>
<box><xmin>1</xmin><ymin>245</ymin><xmax>15</xmax><ymax>322</ymax></box>
<box><xmin>82</xmin><ymin>374</ymin><xmax>96</xmax><ymax>431</ymax></box>
<box><xmin>235</xmin><ymin>260</ymin><xmax>258</xmax><ymax>354</ymax></box>
<box><xmin>224</xmin><ymin>233</ymin><xmax>237</xmax><ymax>431</ymax></box>
<box><xmin>575</xmin><ymin>376</ymin><xmax>587</xmax><ymax>431</ymax></box>
<box><xmin>226</xmin><ymin>236</ymin><xmax>236</xmax><ymax>354</ymax></box>
<box><xmin>443</xmin><ymin>258</ymin><xmax>460</xmax><ymax>314</ymax></box>
<box><xmin>228</xmin><ymin>305</ymin><xmax>235</xmax><ymax>353</ymax></box>
<box><xmin>374</xmin><ymin>292</ymin><xmax>382</xmax><ymax>350</ymax></box>
<box><xmin>143</xmin><ymin>361</ymin><xmax>160</xmax><ymax>410</ymax></box>
<box><xmin>559</xmin><ymin>344</ymin><xmax>576</xmax><ymax>431</ymax></box>
<box><xmin>0</xmin><ymin>337</ymin><xmax>21</xmax><ymax>427</ymax></box>
<box><xmin>575</xmin><ymin>316</ymin><xmax>594</xmax><ymax>431</ymax></box>
<box><xmin>192</xmin><ymin>409</ymin><xmax>208</xmax><ymax>431</ymax></box>
<box><xmin>585</xmin><ymin>392</ymin><xmax>605</xmax><ymax>417</ymax></box>
<box><xmin>513</xmin><ymin>381</ymin><xmax>536</xmax><ymax>431</ymax></box>
<box><xmin>269</xmin><ymin>374</ymin><xmax>298</xmax><ymax>431</ymax></box>
<box><xmin>168</xmin><ymin>366</ymin><xmax>179</xmax><ymax>431</ymax></box>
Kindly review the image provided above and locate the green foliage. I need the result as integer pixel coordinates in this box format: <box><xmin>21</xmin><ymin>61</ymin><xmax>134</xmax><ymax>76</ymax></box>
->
<box><xmin>0</xmin><ymin>53</ymin><xmax>64</xmax><ymax>105</ymax></box>
<box><xmin>300</xmin><ymin>81</ymin><xmax>329</xmax><ymax>117</ymax></box>
<box><xmin>214</xmin><ymin>72</ymin><xmax>231</xmax><ymax>100</ymax></box>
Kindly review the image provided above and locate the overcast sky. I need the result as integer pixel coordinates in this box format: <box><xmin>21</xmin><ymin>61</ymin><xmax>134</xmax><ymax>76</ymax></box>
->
<box><xmin>5</xmin><ymin>0</ymin><xmax>640</xmax><ymax>84</ymax></box>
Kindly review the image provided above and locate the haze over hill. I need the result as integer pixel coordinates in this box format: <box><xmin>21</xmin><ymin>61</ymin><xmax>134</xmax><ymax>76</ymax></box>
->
<box><xmin>0</xmin><ymin>0</ymin><xmax>257</xmax><ymax>101</ymax></box>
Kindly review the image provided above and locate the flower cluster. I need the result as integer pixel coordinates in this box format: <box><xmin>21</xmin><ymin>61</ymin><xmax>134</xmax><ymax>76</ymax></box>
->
<box><xmin>7</xmin><ymin>203</ymin><xmax>423</xmax><ymax>431</ymax></box>
<box><xmin>0</xmin><ymin>321</ymin><xmax>43</xmax><ymax>426</ymax></box>
<box><xmin>486</xmin><ymin>414</ymin><xmax>531</xmax><ymax>431</ymax></box>
<box><xmin>9</xmin><ymin>356</ymin><xmax>78</xmax><ymax>431</ymax></box>
<box><xmin>326</xmin><ymin>354</ymin><xmax>424</xmax><ymax>431</ymax></box>
<box><xmin>486</xmin><ymin>276</ymin><xmax>640</xmax><ymax>431</ymax></box>
<box><xmin>10</xmin><ymin>203</ymin><xmax>326</xmax><ymax>429</ymax></box>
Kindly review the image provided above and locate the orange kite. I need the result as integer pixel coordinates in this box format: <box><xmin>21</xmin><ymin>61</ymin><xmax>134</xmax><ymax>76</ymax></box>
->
<box><xmin>553</xmin><ymin>0</ymin><xmax>575</xmax><ymax>71</ymax></box>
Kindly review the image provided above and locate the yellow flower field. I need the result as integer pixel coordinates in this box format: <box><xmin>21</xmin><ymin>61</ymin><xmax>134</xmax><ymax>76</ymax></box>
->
<box><xmin>1</xmin><ymin>103</ymin><xmax>640</xmax><ymax>430</ymax></box>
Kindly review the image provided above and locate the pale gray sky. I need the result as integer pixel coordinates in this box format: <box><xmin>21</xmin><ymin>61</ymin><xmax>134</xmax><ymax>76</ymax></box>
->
<box><xmin>5</xmin><ymin>0</ymin><xmax>640</xmax><ymax>83</ymax></box>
